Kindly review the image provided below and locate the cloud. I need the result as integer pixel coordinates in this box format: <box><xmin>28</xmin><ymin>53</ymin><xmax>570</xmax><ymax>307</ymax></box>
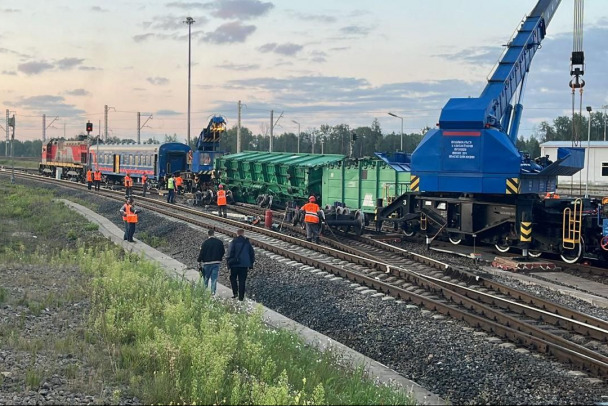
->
<box><xmin>147</xmin><ymin>77</ymin><xmax>170</xmax><ymax>85</ymax></box>
<box><xmin>258</xmin><ymin>42</ymin><xmax>303</xmax><ymax>56</ymax></box>
<box><xmin>289</xmin><ymin>12</ymin><xmax>336</xmax><ymax>24</ymax></box>
<box><xmin>156</xmin><ymin>109</ymin><xmax>182</xmax><ymax>116</ymax></box>
<box><xmin>66</xmin><ymin>89</ymin><xmax>90</xmax><ymax>96</ymax></box>
<box><xmin>56</xmin><ymin>58</ymin><xmax>84</xmax><ymax>70</ymax></box>
<box><xmin>13</xmin><ymin>95</ymin><xmax>85</xmax><ymax>117</ymax></box>
<box><xmin>91</xmin><ymin>6</ymin><xmax>108</xmax><ymax>12</ymax></box>
<box><xmin>18</xmin><ymin>61</ymin><xmax>54</xmax><ymax>75</ymax></box>
<box><xmin>133</xmin><ymin>33</ymin><xmax>156</xmax><ymax>43</ymax></box>
<box><xmin>216</xmin><ymin>62</ymin><xmax>260</xmax><ymax>71</ymax></box>
<box><xmin>166</xmin><ymin>2</ymin><xmax>206</xmax><ymax>9</ymax></box>
<box><xmin>340</xmin><ymin>25</ymin><xmax>372</xmax><ymax>36</ymax></box>
<box><xmin>2</xmin><ymin>70</ymin><xmax>17</xmax><ymax>75</ymax></box>
<box><xmin>204</xmin><ymin>21</ymin><xmax>256</xmax><ymax>44</ymax></box>
<box><xmin>210</xmin><ymin>0</ymin><xmax>274</xmax><ymax>20</ymax></box>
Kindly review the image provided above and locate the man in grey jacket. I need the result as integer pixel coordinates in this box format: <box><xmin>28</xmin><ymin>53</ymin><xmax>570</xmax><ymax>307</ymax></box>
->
<box><xmin>226</xmin><ymin>228</ymin><xmax>255</xmax><ymax>301</ymax></box>
<box><xmin>197</xmin><ymin>229</ymin><xmax>225</xmax><ymax>295</ymax></box>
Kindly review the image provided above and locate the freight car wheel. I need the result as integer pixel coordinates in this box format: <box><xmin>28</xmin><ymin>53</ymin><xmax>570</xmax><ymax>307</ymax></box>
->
<box><xmin>528</xmin><ymin>250</ymin><xmax>542</xmax><ymax>258</ymax></box>
<box><xmin>494</xmin><ymin>243</ymin><xmax>510</xmax><ymax>253</ymax></box>
<box><xmin>448</xmin><ymin>233</ymin><xmax>464</xmax><ymax>245</ymax></box>
<box><xmin>560</xmin><ymin>238</ymin><xmax>584</xmax><ymax>264</ymax></box>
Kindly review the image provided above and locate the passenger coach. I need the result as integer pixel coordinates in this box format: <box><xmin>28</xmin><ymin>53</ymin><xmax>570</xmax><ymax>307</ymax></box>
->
<box><xmin>89</xmin><ymin>142</ymin><xmax>191</xmax><ymax>185</ymax></box>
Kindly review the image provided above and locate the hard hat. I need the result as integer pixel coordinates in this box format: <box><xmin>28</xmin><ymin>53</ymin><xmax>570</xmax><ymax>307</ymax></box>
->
<box><xmin>219</xmin><ymin>184</ymin><xmax>224</xmax><ymax>189</ymax></box>
<box><xmin>309</xmin><ymin>196</ymin><xmax>316</xmax><ymax>202</ymax></box>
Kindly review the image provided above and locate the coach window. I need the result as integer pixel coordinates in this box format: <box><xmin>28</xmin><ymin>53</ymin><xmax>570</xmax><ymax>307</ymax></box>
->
<box><xmin>602</xmin><ymin>162</ymin><xmax>608</xmax><ymax>176</ymax></box>
<box><xmin>136</xmin><ymin>155</ymin><xmax>140</xmax><ymax>165</ymax></box>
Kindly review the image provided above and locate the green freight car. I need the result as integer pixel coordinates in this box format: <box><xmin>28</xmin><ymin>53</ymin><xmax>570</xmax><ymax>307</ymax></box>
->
<box><xmin>214</xmin><ymin>151</ymin><xmax>345</xmax><ymax>206</ymax></box>
<box><xmin>215</xmin><ymin>151</ymin><xmax>411</xmax><ymax>233</ymax></box>
<box><xmin>322</xmin><ymin>153</ymin><xmax>411</xmax><ymax>215</ymax></box>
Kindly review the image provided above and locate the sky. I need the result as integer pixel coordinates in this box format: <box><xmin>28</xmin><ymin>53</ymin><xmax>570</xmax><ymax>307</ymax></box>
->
<box><xmin>1</xmin><ymin>0</ymin><xmax>608</xmax><ymax>145</ymax></box>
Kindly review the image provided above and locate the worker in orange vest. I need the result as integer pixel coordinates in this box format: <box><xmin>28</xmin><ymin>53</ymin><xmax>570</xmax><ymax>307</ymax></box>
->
<box><xmin>141</xmin><ymin>174</ymin><xmax>148</xmax><ymax>197</ymax></box>
<box><xmin>301</xmin><ymin>195</ymin><xmax>321</xmax><ymax>243</ymax></box>
<box><xmin>217</xmin><ymin>184</ymin><xmax>227</xmax><ymax>218</ymax></box>
<box><xmin>93</xmin><ymin>169</ymin><xmax>102</xmax><ymax>191</ymax></box>
<box><xmin>175</xmin><ymin>174</ymin><xmax>183</xmax><ymax>195</ymax></box>
<box><xmin>124</xmin><ymin>173</ymin><xmax>133</xmax><ymax>197</ymax></box>
<box><xmin>124</xmin><ymin>197</ymin><xmax>141</xmax><ymax>242</ymax></box>
<box><xmin>86</xmin><ymin>169</ymin><xmax>93</xmax><ymax>190</ymax></box>
<box><xmin>119</xmin><ymin>196</ymin><xmax>130</xmax><ymax>240</ymax></box>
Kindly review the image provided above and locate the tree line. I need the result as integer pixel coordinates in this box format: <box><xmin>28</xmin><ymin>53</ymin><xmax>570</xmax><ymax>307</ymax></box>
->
<box><xmin>3</xmin><ymin>113</ymin><xmax>606</xmax><ymax>161</ymax></box>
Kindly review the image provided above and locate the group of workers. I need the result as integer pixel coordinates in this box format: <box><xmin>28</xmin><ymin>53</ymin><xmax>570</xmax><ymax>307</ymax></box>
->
<box><xmin>85</xmin><ymin>169</ymin><xmax>103</xmax><ymax>191</ymax></box>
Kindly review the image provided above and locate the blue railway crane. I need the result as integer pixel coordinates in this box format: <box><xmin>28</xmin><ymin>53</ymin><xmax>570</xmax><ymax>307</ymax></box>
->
<box><xmin>411</xmin><ymin>0</ymin><xmax>584</xmax><ymax>196</ymax></box>
<box><xmin>192</xmin><ymin>115</ymin><xmax>228</xmax><ymax>177</ymax></box>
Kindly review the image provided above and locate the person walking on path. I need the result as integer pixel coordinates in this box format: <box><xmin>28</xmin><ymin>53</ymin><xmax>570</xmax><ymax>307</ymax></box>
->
<box><xmin>86</xmin><ymin>169</ymin><xmax>93</xmax><ymax>190</ymax></box>
<box><xmin>197</xmin><ymin>229</ymin><xmax>225</xmax><ymax>295</ymax></box>
<box><xmin>217</xmin><ymin>184</ymin><xmax>227</xmax><ymax>218</ymax></box>
<box><xmin>226</xmin><ymin>228</ymin><xmax>255</xmax><ymax>301</ymax></box>
<box><xmin>141</xmin><ymin>174</ymin><xmax>148</xmax><ymax>197</ymax></box>
<box><xmin>301</xmin><ymin>195</ymin><xmax>321</xmax><ymax>243</ymax></box>
<box><xmin>124</xmin><ymin>173</ymin><xmax>133</xmax><ymax>197</ymax></box>
<box><xmin>119</xmin><ymin>196</ymin><xmax>130</xmax><ymax>241</ymax></box>
<box><xmin>167</xmin><ymin>174</ymin><xmax>175</xmax><ymax>203</ymax></box>
<box><xmin>94</xmin><ymin>169</ymin><xmax>102</xmax><ymax>191</ymax></box>
<box><xmin>124</xmin><ymin>197</ymin><xmax>140</xmax><ymax>242</ymax></box>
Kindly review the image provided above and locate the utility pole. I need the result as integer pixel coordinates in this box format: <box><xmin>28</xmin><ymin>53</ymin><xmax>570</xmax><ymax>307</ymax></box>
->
<box><xmin>269</xmin><ymin>110</ymin><xmax>274</xmax><ymax>152</ymax></box>
<box><xmin>603</xmin><ymin>105</ymin><xmax>608</xmax><ymax>142</ymax></box>
<box><xmin>184</xmin><ymin>17</ymin><xmax>195</xmax><ymax>147</ymax></box>
<box><xmin>104</xmin><ymin>105</ymin><xmax>109</xmax><ymax>142</ymax></box>
<box><xmin>5</xmin><ymin>109</ymin><xmax>8</xmax><ymax>156</ymax></box>
<box><xmin>237</xmin><ymin>100</ymin><xmax>242</xmax><ymax>153</ymax></box>
<box><xmin>42</xmin><ymin>114</ymin><xmax>59</xmax><ymax>142</ymax></box>
<box><xmin>137</xmin><ymin>112</ymin><xmax>152</xmax><ymax>145</ymax></box>
<box><xmin>9</xmin><ymin>114</ymin><xmax>15</xmax><ymax>183</ymax></box>
<box><xmin>292</xmin><ymin>120</ymin><xmax>300</xmax><ymax>153</ymax></box>
<box><xmin>104</xmin><ymin>105</ymin><xmax>115</xmax><ymax>142</ymax></box>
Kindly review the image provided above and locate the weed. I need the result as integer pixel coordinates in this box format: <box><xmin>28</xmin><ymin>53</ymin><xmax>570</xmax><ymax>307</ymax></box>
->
<box><xmin>25</xmin><ymin>368</ymin><xmax>43</xmax><ymax>389</ymax></box>
<box><xmin>0</xmin><ymin>286</ymin><xmax>6</xmax><ymax>303</ymax></box>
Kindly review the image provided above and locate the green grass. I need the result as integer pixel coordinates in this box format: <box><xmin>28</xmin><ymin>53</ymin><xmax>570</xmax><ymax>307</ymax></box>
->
<box><xmin>0</xmin><ymin>180</ymin><xmax>415</xmax><ymax>405</ymax></box>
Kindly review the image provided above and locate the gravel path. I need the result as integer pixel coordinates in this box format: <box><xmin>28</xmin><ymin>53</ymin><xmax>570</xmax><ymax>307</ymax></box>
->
<box><xmin>4</xmin><ymin>181</ymin><xmax>608</xmax><ymax>405</ymax></box>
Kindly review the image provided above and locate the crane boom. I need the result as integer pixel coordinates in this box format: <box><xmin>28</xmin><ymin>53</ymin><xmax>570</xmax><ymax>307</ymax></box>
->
<box><xmin>439</xmin><ymin>0</ymin><xmax>561</xmax><ymax>131</ymax></box>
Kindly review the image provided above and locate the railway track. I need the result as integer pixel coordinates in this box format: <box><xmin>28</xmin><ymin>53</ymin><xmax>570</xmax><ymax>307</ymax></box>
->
<box><xmin>6</xmin><ymin>170</ymin><xmax>608</xmax><ymax>379</ymax></box>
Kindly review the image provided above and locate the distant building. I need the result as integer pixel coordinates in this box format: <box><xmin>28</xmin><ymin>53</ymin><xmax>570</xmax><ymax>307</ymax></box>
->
<box><xmin>541</xmin><ymin>141</ymin><xmax>608</xmax><ymax>194</ymax></box>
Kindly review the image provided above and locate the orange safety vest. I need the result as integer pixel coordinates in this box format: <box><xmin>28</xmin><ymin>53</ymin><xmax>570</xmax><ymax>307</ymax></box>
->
<box><xmin>94</xmin><ymin>171</ymin><xmax>102</xmax><ymax>181</ymax></box>
<box><xmin>125</xmin><ymin>204</ymin><xmax>138</xmax><ymax>223</ymax></box>
<box><xmin>141</xmin><ymin>174</ymin><xmax>147</xmax><ymax>184</ymax></box>
<box><xmin>217</xmin><ymin>190</ymin><xmax>227</xmax><ymax>206</ymax></box>
<box><xmin>121</xmin><ymin>203</ymin><xmax>128</xmax><ymax>221</ymax></box>
<box><xmin>175</xmin><ymin>176</ymin><xmax>183</xmax><ymax>187</ymax></box>
<box><xmin>302</xmin><ymin>202</ymin><xmax>320</xmax><ymax>224</ymax></box>
<box><xmin>86</xmin><ymin>170</ymin><xmax>93</xmax><ymax>182</ymax></box>
<box><xmin>125</xmin><ymin>176</ymin><xmax>133</xmax><ymax>187</ymax></box>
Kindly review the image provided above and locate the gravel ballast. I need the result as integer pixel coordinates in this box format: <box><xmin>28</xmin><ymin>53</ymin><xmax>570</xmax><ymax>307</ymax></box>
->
<box><xmin>5</xmin><ymin>181</ymin><xmax>608</xmax><ymax>405</ymax></box>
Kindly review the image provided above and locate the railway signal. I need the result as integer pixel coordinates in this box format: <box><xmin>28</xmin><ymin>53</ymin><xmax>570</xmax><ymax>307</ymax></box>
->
<box><xmin>86</xmin><ymin>121</ymin><xmax>93</xmax><ymax>134</ymax></box>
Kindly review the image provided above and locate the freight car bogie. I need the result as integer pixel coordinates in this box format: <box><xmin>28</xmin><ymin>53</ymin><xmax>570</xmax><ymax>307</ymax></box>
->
<box><xmin>398</xmin><ymin>193</ymin><xmax>608</xmax><ymax>264</ymax></box>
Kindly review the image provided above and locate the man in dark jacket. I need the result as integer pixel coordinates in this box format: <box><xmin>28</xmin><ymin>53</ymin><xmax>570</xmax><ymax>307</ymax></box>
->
<box><xmin>226</xmin><ymin>228</ymin><xmax>255</xmax><ymax>301</ymax></box>
<box><xmin>197</xmin><ymin>229</ymin><xmax>225</xmax><ymax>295</ymax></box>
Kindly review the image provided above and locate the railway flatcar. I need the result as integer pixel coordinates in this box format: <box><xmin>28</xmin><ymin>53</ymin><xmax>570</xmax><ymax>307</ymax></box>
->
<box><xmin>40</xmin><ymin>136</ymin><xmax>90</xmax><ymax>181</ymax></box>
<box><xmin>89</xmin><ymin>142</ymin><xmax>191</xmax><ymax>187</ymax></box>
